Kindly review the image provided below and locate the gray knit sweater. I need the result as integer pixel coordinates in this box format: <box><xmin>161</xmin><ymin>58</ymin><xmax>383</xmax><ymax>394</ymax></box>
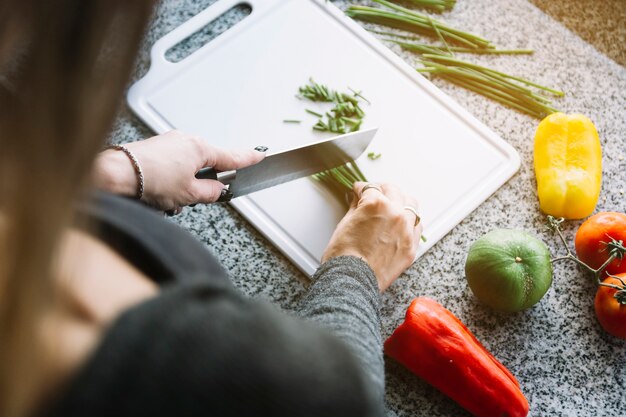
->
<box><xmin>41</xmin><ymin>193</ymin><xmax>386</xmax><ymax>417</ymax></box>
<box><xmin>300</xmin><ymin>256</ymin><xmax>384</xmax><ymax>402</ymax></box>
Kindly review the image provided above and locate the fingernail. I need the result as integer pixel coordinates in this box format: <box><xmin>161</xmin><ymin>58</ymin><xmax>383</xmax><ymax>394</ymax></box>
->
<box><xmin>217</xmin><ymin>188</ymin><xmax>234</xmax><ymax>203</ymax></box>
<box><xmin>254</xmin><ymin>146</ymin><xmax>269</xmax><ymax>152</ymax></box>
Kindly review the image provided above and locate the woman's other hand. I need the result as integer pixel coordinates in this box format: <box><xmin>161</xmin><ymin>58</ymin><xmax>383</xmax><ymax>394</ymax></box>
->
<box><xmin>322</xmin><ymin>182</ymin><xmax>423</xmax><ymax>292</ymax></box>
<box><xmin>93</xmin><ymin>131</ymin><xmax>266</xmax><ymax>211</ymax></box>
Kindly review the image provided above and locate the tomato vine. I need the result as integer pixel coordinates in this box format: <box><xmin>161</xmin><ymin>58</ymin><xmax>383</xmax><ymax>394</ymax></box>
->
<box><xmin>547</xmin><ymin>215</ymin><xmax>626</xmax><ymax>305</ymax></box>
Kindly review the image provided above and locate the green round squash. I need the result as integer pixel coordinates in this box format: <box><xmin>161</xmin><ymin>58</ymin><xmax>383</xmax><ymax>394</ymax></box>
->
<box><xmin>465</xmin><ymin>229</ymin><xmax>553</xmax><ymax>312</ymax></box>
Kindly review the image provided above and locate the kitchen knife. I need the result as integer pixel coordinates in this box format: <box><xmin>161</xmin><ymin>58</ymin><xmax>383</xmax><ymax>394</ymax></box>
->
<box><xmin>195</xmin><ymin>128</ymin><xmax>377</xmax><ymax>198</ymax></box>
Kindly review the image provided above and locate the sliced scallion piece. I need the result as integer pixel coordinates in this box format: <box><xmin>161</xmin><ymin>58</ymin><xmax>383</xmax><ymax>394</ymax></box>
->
<box><xmin>298</xmin><ymin>79</ymin><xmax>368</xmax><ymax>134</ymax></box>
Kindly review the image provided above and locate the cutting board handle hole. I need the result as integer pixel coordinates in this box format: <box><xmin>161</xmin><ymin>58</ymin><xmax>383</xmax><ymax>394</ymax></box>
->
<box><xmin>165</xmin><ymin>3</ymin><xmax>252</xmax><ymax>63</ymax></box>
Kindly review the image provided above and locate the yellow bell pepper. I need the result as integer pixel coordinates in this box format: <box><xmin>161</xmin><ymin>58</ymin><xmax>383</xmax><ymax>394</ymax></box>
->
<box><xmin>533</xmin><ymin>113</ymin><xmax>602</xmax><ymax>219</ymax></box>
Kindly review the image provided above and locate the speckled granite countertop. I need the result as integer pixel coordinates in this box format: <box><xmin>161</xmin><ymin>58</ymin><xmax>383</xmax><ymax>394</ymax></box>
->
<box><xmin>110</xmin><ymin>1</ymin><xmax>626</xmax><ymax>416</ymax></box>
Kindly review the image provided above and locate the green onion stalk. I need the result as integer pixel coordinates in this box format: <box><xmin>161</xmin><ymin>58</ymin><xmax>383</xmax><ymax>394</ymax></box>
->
<box><xmin>417</xmin><ymin>54</ymin><xmax>564</xmax><ymax>118</ymax></box>
<box><xmin>396</xmin><ymin>0</ymin><xmax>456</xmax><ymax>13</ymax></box>
<box><xmin>367</xmin><ymin>29</ymin><xmax>533</xmax><ymax>55</ymax></box>
<box><xmin>388</xmin><ymin>39</ymin><xmax>533</xmax><ymax>56</ymax></box>
<box><xmin>346</xmin><ymin>0</ymin><xmax>493</xmax><ymax>50</ymax></box>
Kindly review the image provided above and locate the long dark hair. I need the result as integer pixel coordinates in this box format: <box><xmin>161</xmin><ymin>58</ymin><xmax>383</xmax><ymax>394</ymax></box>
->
<box><xmin>0</xmin><ymin>1</ymin><xmax>154</xmax><ymax>416</ymax></box>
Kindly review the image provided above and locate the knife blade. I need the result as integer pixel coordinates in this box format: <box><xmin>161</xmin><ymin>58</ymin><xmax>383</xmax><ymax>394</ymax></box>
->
<box><xmin>195</xmin><ymin>128</ymin><xmax>377</xmax><ymax>198</ymax></box>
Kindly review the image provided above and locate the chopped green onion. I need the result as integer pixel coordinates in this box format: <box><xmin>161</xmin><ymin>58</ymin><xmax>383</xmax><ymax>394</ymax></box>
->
<box><xmin>299</xmin><ymin>78</ymin><xmax>335</xmax><ymax>102</ymax></box>
<box><xmin>349</xmin><ymin>87</ymin><xmax>371</xmax><ymax>104</ymax></box>
<box><xmin>298</xmin><ymin>79</ymin><xmax>368</xmax><ymax>134</ymax></box>
<box><xmin>306</xmin><ymin>109</ymin><xmax>323</xmax><ymax>117</ymax></box>
<box><xmin>368</xmin><ymin>152</ymin><xmax>382</xmax><ymax>160</ymax></box>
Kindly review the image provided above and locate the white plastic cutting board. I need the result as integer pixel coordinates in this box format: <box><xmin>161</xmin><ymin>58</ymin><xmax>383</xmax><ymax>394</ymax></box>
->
<box><xmin>128</xmin><ymin>0</ymin><xmax>520</xmax><ymax>277</ymax></box>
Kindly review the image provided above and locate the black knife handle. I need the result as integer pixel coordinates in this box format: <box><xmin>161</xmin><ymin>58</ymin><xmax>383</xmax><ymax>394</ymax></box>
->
<box><xmin>195</xmin><ymin>168</ymin><xmax>237</xmax><ymax>185</ymax></box>
<box><xmin>195</xmin><ymin>167</ymin><xmax>218</xmax><ymax>180</ymax></box>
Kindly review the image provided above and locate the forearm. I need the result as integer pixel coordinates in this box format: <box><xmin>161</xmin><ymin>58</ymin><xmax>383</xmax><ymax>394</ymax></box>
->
<box><xmin>297</xmin><ymin>256</ymin><xmax>385</xmax><ymax>398</ymax></box>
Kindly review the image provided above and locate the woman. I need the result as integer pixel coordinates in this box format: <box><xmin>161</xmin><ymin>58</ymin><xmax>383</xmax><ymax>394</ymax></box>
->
<box><xmin>0</xmin><ymin>2</ymin><xmax>422</xmax><ymax>417</ymax></box>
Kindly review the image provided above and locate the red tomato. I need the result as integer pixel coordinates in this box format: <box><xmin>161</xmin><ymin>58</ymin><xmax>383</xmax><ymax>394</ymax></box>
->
<box><xmin>575</xmin><ymin>212</ymin><xmax>626</xmax><ymax>275</ymax></box>
<box><xmin>595</xmin><ymin>274</ymin><xmax>626</xmax><ymax>339</ymax></box>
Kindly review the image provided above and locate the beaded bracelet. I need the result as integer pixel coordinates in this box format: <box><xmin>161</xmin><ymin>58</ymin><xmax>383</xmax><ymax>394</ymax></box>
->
<box><xmin>105</xmin><ymin>144</ymin><xmax>144</xmax><ymax>200</ymax></box>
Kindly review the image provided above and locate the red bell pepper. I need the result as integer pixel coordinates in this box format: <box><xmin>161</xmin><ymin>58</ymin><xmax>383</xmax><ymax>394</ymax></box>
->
<box><xmin>385</xmin><ymin>297</ymin><xmax>529</xmax><ymax>417</ymax></box>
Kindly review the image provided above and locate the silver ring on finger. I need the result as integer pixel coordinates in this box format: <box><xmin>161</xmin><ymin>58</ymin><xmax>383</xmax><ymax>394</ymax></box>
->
<box><xmin>403</xmin><ymin>206</ymin><xmax>421</xmax><ymax>227</ymax></box>
<box><xmin>361</xmin><ymin>184</ymin><xmax>383</xmax><ymax>195</ymax></box>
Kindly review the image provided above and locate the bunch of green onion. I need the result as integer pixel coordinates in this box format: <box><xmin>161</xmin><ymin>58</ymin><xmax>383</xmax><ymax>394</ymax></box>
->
<box><xmin>346</xmin><ymin>0</ymin><xmax>493</xmax><ymax>50</ymax></box>
<box><xmin>313</xmin><ymin>161</ymin><xmax>428</xmax><ymax>242</ymax></box>
<box><xmin>313</xmin><ymin>161</ymin><xmax>368</xmax><ymax>196</ymax></box>
<box><xmin>417</xmin><ymin>54</ymin><xmax>563</xmax><ymax>118</ymax></box>
<box><xmin>345</xmin><ymin>0</ymin><xmax>564</xmax><ymax>118</ymax></box>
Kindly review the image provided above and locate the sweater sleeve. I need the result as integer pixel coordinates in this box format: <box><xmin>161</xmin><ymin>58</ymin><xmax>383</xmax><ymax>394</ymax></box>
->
<box><xmin>41</xmin><ymin>282</ymin><xmax>383</xmax><ymax>417</ymax></box>
<box><xmin>296</xmin><ymin>256</ymin><xmax>385</xmax><ymax>403</ymax></box>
